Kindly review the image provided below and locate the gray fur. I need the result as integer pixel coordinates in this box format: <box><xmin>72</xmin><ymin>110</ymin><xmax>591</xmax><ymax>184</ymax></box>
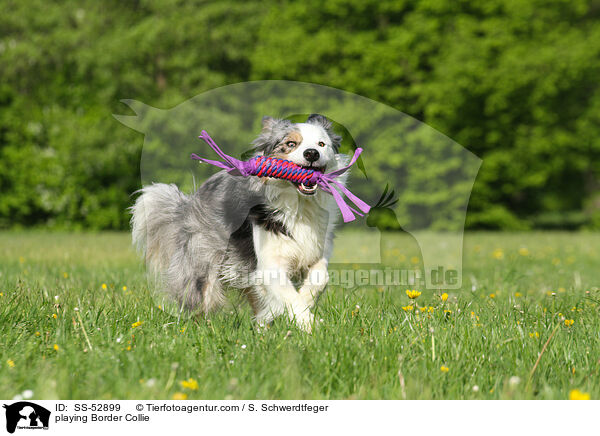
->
<box><xmin>251</xmin><ymin>116</ymin><xmax>296</xmax><ymax>155</ymax></box>
<box><xmin>131</xmin><ymin>174</ymin><xmax>267</xmax><ymax>312</ymax></box>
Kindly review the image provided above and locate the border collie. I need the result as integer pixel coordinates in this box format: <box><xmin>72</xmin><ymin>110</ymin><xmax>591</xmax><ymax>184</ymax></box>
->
<box><xmin>131</xmin><ymin>114</ymin><xmax>348</xmax><ymax>331</ymax></box>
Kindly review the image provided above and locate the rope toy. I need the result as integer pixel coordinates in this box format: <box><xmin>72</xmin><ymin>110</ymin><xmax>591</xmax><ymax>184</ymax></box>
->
<box><xmin>191</xmin><ymin>130</ymin><xmax>371</xmax><ymax>222</ymax></box>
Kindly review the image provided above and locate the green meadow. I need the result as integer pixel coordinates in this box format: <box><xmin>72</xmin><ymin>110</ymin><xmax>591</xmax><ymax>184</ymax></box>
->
<box><xmin>0</xmin><ymin>231</ymin><xmax>598</xmax><ymax>400</ymax></box>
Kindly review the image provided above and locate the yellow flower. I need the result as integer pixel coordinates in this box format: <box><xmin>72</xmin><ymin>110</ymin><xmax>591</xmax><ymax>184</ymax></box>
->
<box><xmin>515</xmin><ymin>292</ymin><xmax>522</xmax><ymax>298</ymax></box>
<box><xmin>468</xmin><ymin>311</ymin><xmax>480</xmax><ymax>321</ymax></box>
<box><xmin>489</xmin><ymin>293</ymin><xmax>496</xmax><ymax>299</ymax></box>
<box><xmin>172</xmin><ymin>392</ymin><xmax>188</xmax><ymax>400</ymax></box>
<box><xmin>402</xmin><ymin>305</ymin><xmax>414</xmax><ymax>312</ymax></box>
<box><xmin>492</xmin><ymin>248</ymin><xmax>504</xmax><ymax>260</ymax></box>
<box><xmin>441</xmin><ymin>293</ymin><xmax>448</xmax><ymax>302</ymax></box>
<box><xmin>101</xmin><ymin>283</ymin><xmax>107</xmax><ymax>290</ymax></box>
<box><xmin>440</xmin><ymin>365</ymin><xmax>449</xmax><ymax>373</ymax></box>
<box><xmin>410</xmin><ymin>256</ymin><xmax>420</xmax><ymax>265</ymax></box>
<box><xmin>419</xmin><ymin>307</ymin><xmax>427</xmax><ymax>312</ymax></box>
<box><xmin>518</xmin><ymin>247</ymin><xmax>530</xmax><ymax>256</ymax></box>
<box><xmin>62</xmin><ymin>272</ymin><xmax>69</xmax><ymax>278</ymax></box>
<box><xmin>53</xmin><ymin>344</ymin><xmax>59</xmax><ymax>351</ymax></box>
<box><xmin>52</xmin><ymin>313</ymin><xmax>57</xmax><ymax>319</ymax></box>
<box><xmin>569</xmin><ymin>389</ymin><xmax>590</xmax><ymax>400</ymax></box>
<box><xmin>552</xmin><ymin>258</ymin><xmax>561</xmax><ymax>266</ymax></box>
<box><xmin>406</xmin><ymin>289</ymin><xmax>421</xmax><ymax>299</ymax></box>
<box><xmin>428</xmin><ymin>306</ymin><xmax>434</xmax><ymax>313</ymax></box>
<box><xmin>564</xmin><ymin>319</ymin><xmax>574</xmax><ymax>327</ymax></box>
<box><xmin>7</xmin><ymin>359</ymin><xmax>15</xmax><ymax>368</ymax></box>
<box><xmin>529</xmin><ymin>332</ymin><xmax>539</xmax><ymax>338</ymax></box>
<box><xmin>19</xmin><ymin>256</ymin><xmax>25</xmax><ymax>264</ymax></box>
<box><xmin>180</xmin><ymin>378</ymin><xmax>199</xmax><ymax>390</ymax></box>
<box><xmin>131</xmin><ymin>321</ymin><xmax>143</xmax><ymax>329</ymax></box>
<box><xmin>444</xmin><ymin>309</ymin><xmax>452</xmax><ymax>315</ymax></box>
<box><xmin>0</xmin><ymin>293</ymin><xmax>3</xmax><ymax>297</ymax></box>
<box><xmin>126</xmin><ymin>345</ymin><xmax>132</xmax><ymax>351</ymax></box>
<box><xmin>122</xmin><ymin>286</ymin><xmax>127</xmax><ymax>291</ymax></box>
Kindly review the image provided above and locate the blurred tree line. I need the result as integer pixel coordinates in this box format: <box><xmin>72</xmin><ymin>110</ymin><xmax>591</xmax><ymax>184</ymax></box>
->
<box><xmin>1</xmin><ymin>0</ymin><xmax>599</xmax><ymax>230</ymax></box>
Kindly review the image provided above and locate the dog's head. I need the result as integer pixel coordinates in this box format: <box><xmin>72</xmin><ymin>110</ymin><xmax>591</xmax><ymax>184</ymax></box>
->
<box><xmin>251</xmin><ymin>114</ymin><xmax>342</xmax><ymax>196</ymax></box>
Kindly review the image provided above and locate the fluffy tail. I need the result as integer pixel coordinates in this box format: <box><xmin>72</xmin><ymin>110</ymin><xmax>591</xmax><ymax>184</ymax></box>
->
<box><xmin>130</xmin><ymin>183</ymin><xmax>226</xmax><ymax>313</ymax></box>
<box><xmin>130</xmin><ymin>184</ymin><xmax>202</xmax><ymax>310</ymax></box>
<box><xmin>130</xmin><ymin>183</ymin><xmax>190</xmax><ymax>273</ymax></box>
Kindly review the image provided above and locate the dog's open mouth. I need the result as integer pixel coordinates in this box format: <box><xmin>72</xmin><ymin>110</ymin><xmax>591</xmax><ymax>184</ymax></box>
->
<box><xmin>294</xmin><ymin>165</ymin><xmax>325</xmax><ymax>196</ymax></box>
<box><xmin>296</xmin><ymin>182</ymin><xmax>318</xmax><ymax>195</ymax></box>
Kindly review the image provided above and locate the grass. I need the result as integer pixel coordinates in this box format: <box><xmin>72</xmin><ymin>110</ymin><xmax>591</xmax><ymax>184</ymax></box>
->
<box><xmin>0</xmin><ymin>230</ymin><xmax>599</xmax><ymax>400</ymax></box>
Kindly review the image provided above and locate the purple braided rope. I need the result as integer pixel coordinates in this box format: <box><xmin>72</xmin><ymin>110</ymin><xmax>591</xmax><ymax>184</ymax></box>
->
<box><xmin>191</xmin><ymin>130</ymin><xmax>371</xmax><ymax>223</ymax></box>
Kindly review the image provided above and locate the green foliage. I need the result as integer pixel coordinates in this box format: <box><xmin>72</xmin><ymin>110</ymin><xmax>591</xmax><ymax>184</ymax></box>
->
<box><xmin>0</xmin><ymin>0</ymin><xmax>265</xmax><ymax>229</ymax></box>
<box><xmin>1</xmin><ymin>0</ymin><xmax>599</xmax><ymax>229</ymax></box>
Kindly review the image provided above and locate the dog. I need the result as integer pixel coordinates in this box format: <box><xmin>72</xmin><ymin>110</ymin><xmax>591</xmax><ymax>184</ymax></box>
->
<box><xmin>131</xmin><ymin>114</ymin><xmax>349</xmax><ymax>331</ymax></box>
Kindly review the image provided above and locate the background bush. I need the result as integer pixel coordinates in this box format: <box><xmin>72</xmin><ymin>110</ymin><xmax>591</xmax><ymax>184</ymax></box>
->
<box><xmin>1</xmin><ymin>0</ymin><xmax>599</xmax><ymax>230</ymax></box>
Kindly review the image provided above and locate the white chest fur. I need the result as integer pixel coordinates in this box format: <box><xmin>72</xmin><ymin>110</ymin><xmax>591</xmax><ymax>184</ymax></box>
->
<box><xmin>254</xmin><ymin>188</ymin><xmax>329</xmax><ymax>274</ymax></box>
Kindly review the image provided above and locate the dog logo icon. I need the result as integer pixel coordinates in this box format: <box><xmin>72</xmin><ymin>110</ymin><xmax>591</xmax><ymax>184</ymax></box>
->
<box><xmin>2</xmin><ymin>402</ymin><xmax>50</xmax><ymax>434</ymax></box>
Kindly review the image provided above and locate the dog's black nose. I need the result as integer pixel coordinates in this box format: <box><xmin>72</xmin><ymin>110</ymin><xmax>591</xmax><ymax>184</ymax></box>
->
<box><xmin>303</xmin><ymin>148</ymin><xmax>320</xmax><ymax>163</ymax></box>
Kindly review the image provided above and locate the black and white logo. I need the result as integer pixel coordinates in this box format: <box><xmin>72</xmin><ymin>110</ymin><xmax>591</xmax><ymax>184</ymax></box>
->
<box><xmin>3</xmin><ymin>402</ymin><xmax>50</xmax><ymax>434</ymax></box>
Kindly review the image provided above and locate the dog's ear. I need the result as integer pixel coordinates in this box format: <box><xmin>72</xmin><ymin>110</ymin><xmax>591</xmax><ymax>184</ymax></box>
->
<box><xmin>260</xmin><ymin>116</ymin><xmax>289</xmax><ymax>134</ymax></box>
<box><xmin>306</xmin><ymin>113</ymin><xmax>332</xmax><ymax>129</ymax></box>
<box><xmin>307</xmin><ymin>114</ymin><xmax>342</xmax><ymax>152</ymax></box>
<box><xmin>261</xmin><ymin>116</ymin><xmax>277</xmax><ymax>130</ymax></box>
<box><xmin>253</xmin><ymin>116</ymin><xmax>293</xmax><ymax>154</ymax></box>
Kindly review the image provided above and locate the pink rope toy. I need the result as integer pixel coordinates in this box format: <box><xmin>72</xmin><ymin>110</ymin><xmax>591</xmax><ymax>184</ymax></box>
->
<box><xmin>191</xmin><ymin>130</ymin><xmax>371</xmax><ymax>222</ymax></box>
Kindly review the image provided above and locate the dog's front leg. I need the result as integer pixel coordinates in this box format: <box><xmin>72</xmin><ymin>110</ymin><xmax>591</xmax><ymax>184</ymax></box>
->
<box><xmin>254</xmin><ymin>263</ymin><xmax>314</xmax><ymax>332</ymax></box>
<box><xmin>252</xmin><ymin>226</ymin><xmax>314</xmax><ymax>331</ymax></box>
<box><xmin>298</xmin><ymin>258</ymin><xmax>329</xmax><ymax>309</ymax></box>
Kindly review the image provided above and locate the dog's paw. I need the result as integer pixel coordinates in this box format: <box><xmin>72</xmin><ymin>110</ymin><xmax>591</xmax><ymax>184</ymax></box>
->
<box><xmin>294</xmin><ymin>312</ymin><xmax>315</xmax><ymax>334</ymax></box>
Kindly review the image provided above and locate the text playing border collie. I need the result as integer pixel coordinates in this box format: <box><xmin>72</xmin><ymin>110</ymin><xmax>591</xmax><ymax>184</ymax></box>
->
<box><xmin>131</xmin><ymin>114</ymin><xmax>350</xmax><ymax>331</ymax></box>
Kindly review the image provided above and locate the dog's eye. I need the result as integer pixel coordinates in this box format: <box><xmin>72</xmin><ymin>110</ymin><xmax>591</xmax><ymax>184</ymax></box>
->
<box><xmin>318</xmin><ymin>141</ymin><xmax>325</xmax><ymax>147</ymax></box>
<box><xmin>286</xmin><ymin>141</ymin><xmax>296</xmax><ymax>148</ymax></box>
